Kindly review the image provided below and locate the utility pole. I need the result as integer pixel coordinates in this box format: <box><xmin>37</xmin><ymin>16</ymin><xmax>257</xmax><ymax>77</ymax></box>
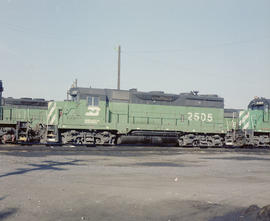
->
<box><xmin>117</xmin><ymin>45</ymin><xmax>121</xmax><ymax>90</ymax></box>
<box><xmin>0</xmin><ymin>80</ymin><xmax>3</xmax><ymax>106</ymax></box>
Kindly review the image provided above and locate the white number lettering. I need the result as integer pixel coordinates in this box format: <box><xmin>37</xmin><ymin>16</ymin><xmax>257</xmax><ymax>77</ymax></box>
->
<box><xmin>194</xmin><ymin>113</ymin><xmax>200</xmax><ymax>121</ymax></box>
<box><xmin>188</xmin><ymin>112</ymin><xmax>193</xmax><ymax>121</ymax></box>
<box><xmin>186</xmin><ymin>112</ymin><xmax>213</xmax><ymax>122</ymax></box>
<box><xmin>201</xmin><ymin>113</ymin><xmax>206</xmax><ymax>121</ymax></box>
<box><xmin>207</xmin><ymin>113</ymin><xmax>213</xmax><ymax>122</ymax></box>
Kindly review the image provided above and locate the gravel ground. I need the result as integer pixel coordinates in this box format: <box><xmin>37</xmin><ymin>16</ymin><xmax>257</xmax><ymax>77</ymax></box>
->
<box><xmin>0</xmin><ymin>146</ymin><xmax>270</xmax><ymax>221</ymax></box>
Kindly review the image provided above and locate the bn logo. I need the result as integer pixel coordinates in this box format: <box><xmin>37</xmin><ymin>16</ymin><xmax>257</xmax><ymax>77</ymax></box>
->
<box><xmin>85</xmin><ymin>106</ymin><xmax>101</xmax><ymax>116</ymax></box>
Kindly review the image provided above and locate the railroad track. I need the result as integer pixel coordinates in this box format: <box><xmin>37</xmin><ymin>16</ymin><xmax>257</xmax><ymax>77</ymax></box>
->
<box><xmin>0</xmin><ymin>144</ymin><xmax>270</xmax><ymax>152</ymax></box>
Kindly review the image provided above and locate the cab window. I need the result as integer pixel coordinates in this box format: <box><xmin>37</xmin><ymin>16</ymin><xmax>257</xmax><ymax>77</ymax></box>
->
<box><xmin>93</xmin><ymin>97</ymin><xmax>99</xmax><ymax>106</ymax></box>
<box><xmin>87</xmin><ymin>96</ymin><xmax>99</xmax><ymax>106</ymax></box>
<box><xmin>251</xmin><ymin>105</ymin><xmax>264</xmax><ymax>110</ymax></box>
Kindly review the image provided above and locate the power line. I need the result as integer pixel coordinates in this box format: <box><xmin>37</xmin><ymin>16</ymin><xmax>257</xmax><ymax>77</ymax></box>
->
<box><xmin>0</xmin><ymin>21</ymin><xmax>85</xmax><ymax>39</ymax></box>
<box><xmin>122</xmin><ymin>36</ymin><xmax>270</xmax><ymax>54</ymax></box>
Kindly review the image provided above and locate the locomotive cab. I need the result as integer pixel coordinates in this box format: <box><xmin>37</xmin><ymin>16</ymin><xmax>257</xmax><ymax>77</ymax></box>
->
<box><xmin>248</xmin><ymin>97</ymin><xmax>269</xmax><ymax>122</ymax></box>
<box><xmin>68</xmin><ymin>87</ymin><xmax>107</xmax><ymax>125</ymax></box>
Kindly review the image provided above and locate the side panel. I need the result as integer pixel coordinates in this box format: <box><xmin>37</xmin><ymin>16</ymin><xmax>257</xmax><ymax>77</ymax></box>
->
<box><xmin>224</xmin><ymin>117</ymin><xmax>238</xmax><ymax>132</ymax></box>
<box><xmin>264</xmin><ymin>105</ymin><xmax>269</xmax><ymax>122</ymax></box>
<box><xmin>1</xmin><ymin>107</ymin><xmax>16</xmax><ymax>125</ymax></box>
<box><xmin>57</xmin><ymin>100</ymin><xmax>107</xmax><ymax>130</ymax></box>
<box><xmin>108</xmin><ymin>102</ymin><xmax>224</xmax><ymax>134</ymax></box>
<box><xmin>239</xmin><ymin>110</ymin><xmax>270</xmax><ymax>133</ymax></box>
<box><xmin>55</xmin><ymin>99</ymin><xmax>225</xmax><ymax>135</ymax></box>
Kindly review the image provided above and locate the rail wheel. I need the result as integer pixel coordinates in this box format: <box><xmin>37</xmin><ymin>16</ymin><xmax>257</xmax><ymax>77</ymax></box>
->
<box><xmin>192</xmin><ymin>140</ymin><xmax>199</xmax><ymax>147</ymax></box>
<box><xmin>178</xmin><ymin>139</ymin><xmax>184</xmax><ymax>147</ymax></box>
<box><xmin>1</xmin><ymin>136</ymin><xmax>5</xmax><ymax>144</ymax></box>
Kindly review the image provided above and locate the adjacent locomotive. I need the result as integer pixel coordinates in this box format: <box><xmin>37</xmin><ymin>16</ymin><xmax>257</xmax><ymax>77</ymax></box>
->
<box><xmin>0</xmin><ymin>80</ymin><xmax>48</xmax><ymax>143</ymax></box>
<box><xmin>239</xmin><ymin>97</ymin><xmax>270</xmax><ymax>146</ymax></box>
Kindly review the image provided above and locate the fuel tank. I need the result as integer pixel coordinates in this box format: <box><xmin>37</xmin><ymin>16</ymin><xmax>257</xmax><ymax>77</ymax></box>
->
<box><xmin>117</xmin><ymin>135</ymin><xmax>178</xmax><ymax>145</ymax></box>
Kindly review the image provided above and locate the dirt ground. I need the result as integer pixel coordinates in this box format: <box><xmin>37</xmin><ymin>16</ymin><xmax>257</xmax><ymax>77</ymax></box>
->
<box><xmin>0</xmin><ymin>146</ymin><xmax>270</xmax><ymax>221</ymax></box>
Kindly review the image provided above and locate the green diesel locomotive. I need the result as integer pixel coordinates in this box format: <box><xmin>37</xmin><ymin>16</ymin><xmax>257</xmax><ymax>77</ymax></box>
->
<box><xmin>0</xmin><ymin>81</ymin><xmax>48</xmax><ymax>143</ymax></box>
<box><xmin>46</xmin><ymin>86</ymin><xmax>225</xmax><ymax>146</ymax></box>
<box><xmin>238</xmin><ymin>98</ymin><xmax>270</xmax><ymax>146</ymax></box>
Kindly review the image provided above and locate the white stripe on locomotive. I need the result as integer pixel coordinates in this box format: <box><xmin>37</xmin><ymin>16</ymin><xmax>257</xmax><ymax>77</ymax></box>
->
<box><xmin>239</xmin><ymin>111</ymin><xmax>250</xmax><ymax>130</ymax></box>
<box><xmin>49</xmin><ymin>114</ymin><xmax>56</xmax><ymax>125</ymax></box>
<box><xmin>47</xmin><ymin>102</ymin><xmax>56</xmax><ymax>125</ymax></box>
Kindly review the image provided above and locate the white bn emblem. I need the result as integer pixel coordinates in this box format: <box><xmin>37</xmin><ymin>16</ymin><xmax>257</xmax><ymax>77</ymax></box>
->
<box><xmin>85</xmin><ymin>106</ymin><xmax>101</xmax><ymax>116</ymax></box>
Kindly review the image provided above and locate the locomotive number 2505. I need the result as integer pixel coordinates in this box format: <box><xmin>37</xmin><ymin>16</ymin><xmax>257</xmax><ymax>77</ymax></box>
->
<box><xmin>187</xmin><ymin>112</ymin><xmax>213</xmax><ymax>122</ymax></box>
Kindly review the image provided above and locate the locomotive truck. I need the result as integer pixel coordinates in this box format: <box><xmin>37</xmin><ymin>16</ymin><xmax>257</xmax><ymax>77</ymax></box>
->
<box><xmin>0</xmin><ymin>80</ymin><xmax>269</xmax><ymax>147</ymax></box>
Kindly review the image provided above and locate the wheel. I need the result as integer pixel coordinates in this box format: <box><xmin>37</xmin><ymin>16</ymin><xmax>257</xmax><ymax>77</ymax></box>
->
<box><xmin>206</xmin><ymin>140</ymin><xmax>213</xmax><ymax>147</ymax></box>
<box><xmin>178</xmin><ymin>139</ymin><xmax>184</xmax><ymax>147</ymax></box>
<box><xmin>95</xmin><ymin>138</ymin><xmax>103</xmax><ymax>145</ymax></box>
<box><xmin>192</xmin><ymin>140</ymin><xmax>199</xmax><ymax>147</ymax></box>
<box><xmin>75</xmin><ymin>138</ymin><xmax>82</xmax><ymax>145</ymax></box>
<box><xmin>1</xmin><ymin>135</ymin><xmax>7</xmax><ymax>144</ymax></box>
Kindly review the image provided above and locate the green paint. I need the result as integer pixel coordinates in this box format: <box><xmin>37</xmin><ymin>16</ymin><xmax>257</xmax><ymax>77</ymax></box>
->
<box><xmin>56</xmin><ymin>99</ymin><xmax>225</xmax><ymax>134</ymax></box>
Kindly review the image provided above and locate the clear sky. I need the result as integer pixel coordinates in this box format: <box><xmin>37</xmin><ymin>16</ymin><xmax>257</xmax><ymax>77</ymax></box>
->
<box><xmin>0</xmin><ymin>0</ymin><xmax>269</xmax><ymax>108</ymax></box>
